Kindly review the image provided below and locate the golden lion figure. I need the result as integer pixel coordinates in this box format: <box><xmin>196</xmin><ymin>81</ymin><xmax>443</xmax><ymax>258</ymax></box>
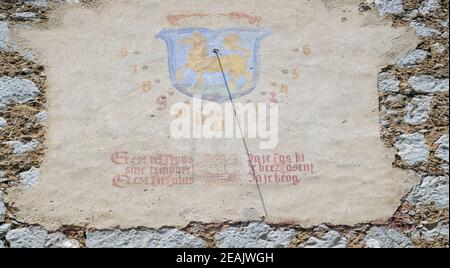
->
<box><xmin>176</xmin><ymin>32</ymin><xmax>253</xmax><ymax>93</ymax></box>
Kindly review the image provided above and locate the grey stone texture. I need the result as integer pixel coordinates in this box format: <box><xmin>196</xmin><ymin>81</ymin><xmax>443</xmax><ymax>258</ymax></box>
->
<box><xmin>35</xmin><ymin>111</ymin><xmax>48</xmax><ymax>123</ymax></box>
<box><xmin>0</xmin><ymin>21</ymin><xmax>8</xmax><ymax>49</ymax></box>
<box><xmin>0</xmin><ymin>223</ymin><xmax>12</xmax><ymax>236</ymax></box>
<box><xmin>86</xmin><ymin>228</ymin><xmax>206</xmax><ymax>248</ymax></box>
<box><xmin>45</xmin><ymin>232</ymin><xmax>81</xmax><ymax>248</ymax></box>
<box><xmin>419</xmin><ymin>0</ymin><xmax>439</xmax><ymax>15</ymax></box>
<box><xmin>216</xmin><ymin>222</ymin><xmax>296</xmax><ymax>248</ymax></box>
<box><xmin>0</xmin><ymin>77</ymin><xmax>40</xmax><ymax>108</ymax></box>
<box><xmin>410</xmin><ymin>21</ymin><xmax>441</xmax><ymax>37</ymax></box>
<box><xmin>404</xmin><ymin>96</ymin><xmax>431</xmax><ymax>125</ymax></box>
<box><xmin>396</xmin><ymin>49</ymin><xmax>428</xmax><ymax>68</ymax></box>
<box><xmin>374</xmin><ymin>0</ymin><xmax>404</xmax><ymax>16</ymax></box>
<box><xmin>4</xmin><ymin>139</ymin><xmax>39</xmax><ymax>154</ymax></box>
<box><xmin>0</xmin><ymin>191</ymin><xmax>6</xmax><ymax>222</ymax></box>
<box><xmin>406</xmin><ymin>176</ymin><xmax>449</xmax><ymax>208</ymax></box>
<box><xmin>378</xmin><ymin>72</ymin><xmax>400</xmax><ymax>93</ymax></box>
<box><xmin>395</xmin><ymin>133</ymin><xmax>429</xmax><ymax>166</ymax></box>
<box><xmin>409</xmin><ymin>75</ymin><xmax>449</xmax><ymax>93</ymax></box>
<box><xmin>6</xmin><ymin>227</ymin><xmax>49</xmax><ymax>248</ymax></box>
<box><xmin>19</xmin><ymin>167</ymin><xmax>40</xmax><ymax>188</ymax></box>
<box><xmin>364</xmin><ymin>227</ymin><xmax>412</xmax><ymax>248</ymax></box>
<box><xmin>0</xmin><ymin>117</ymin><xmax>6</xmax><ymax>130</ymax></box>
<box><xmin>303</xmin><ymin>230</ymin><xmax>348</xmax><ymax>248</ymax></box>
<box><xmin>11</xmin><ymin>12</ymin><xmax>37</xmax><ymax>20</ymax></box>
<box><xmin>25</xmin><ymin>0</ymin><xmax>48</xmax><ymax>7</ymax></box>
<box><xmin>434</xmin><ymin>135</ymin><xmax>449</xmax><ymax>162</ymax></box>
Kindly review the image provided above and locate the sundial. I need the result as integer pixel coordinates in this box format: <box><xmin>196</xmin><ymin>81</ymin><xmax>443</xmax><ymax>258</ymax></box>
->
<box><xmin>7</xmin><ymin>0</ymin><xmax>420</xmax><ymax>230</ymax></box>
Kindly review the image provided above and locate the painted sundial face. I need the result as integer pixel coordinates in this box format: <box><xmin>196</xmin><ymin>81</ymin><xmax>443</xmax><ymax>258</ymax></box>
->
<box><xmin>157</xmin><ymin>28</ymin><xmax>270</xmax><ymax>102</ymax></box>
<box><xmin>7</xmin><ymin>0</ymin><xmax>420</xmax><ymax>230</ymax></box>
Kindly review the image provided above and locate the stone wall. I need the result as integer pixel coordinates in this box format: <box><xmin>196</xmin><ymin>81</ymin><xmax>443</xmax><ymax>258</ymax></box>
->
<box><xmin>0</xmin><ymin>0</ymin><xmax>448</xmax><ymax>248</ymax></box>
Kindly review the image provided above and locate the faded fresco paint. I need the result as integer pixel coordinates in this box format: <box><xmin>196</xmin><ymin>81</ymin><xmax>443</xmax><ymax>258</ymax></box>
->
<box><xmin>7</xmin><ymin>0</ymin><xmax>420</xmax><ymax>230</ymax></box>
<box><xmin>157</xmin><ymin>28</ymin><xmax>270</xmax><ymax>102</ymax></box>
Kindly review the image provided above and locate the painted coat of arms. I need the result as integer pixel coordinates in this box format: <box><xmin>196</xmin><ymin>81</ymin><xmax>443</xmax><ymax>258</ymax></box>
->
<box><xmin>157</xmin><ymin>28</ymin><xmax>270</xmax><ymax>103</ymax></box>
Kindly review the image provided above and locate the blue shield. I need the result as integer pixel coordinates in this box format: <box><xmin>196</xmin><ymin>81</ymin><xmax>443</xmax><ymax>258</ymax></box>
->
<box><xmin>157</xmin><ymin>28</ymin><xmax>270</xmax><ymax>103</ymax></box>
